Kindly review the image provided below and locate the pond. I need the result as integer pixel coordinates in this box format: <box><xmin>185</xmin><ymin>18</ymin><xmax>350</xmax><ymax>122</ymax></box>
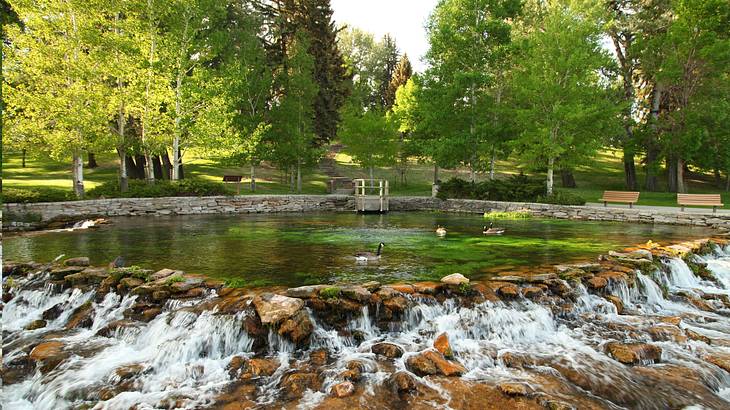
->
<box><xmin>3</xmin><ymin>212</ymin><xmax>714</xmax><ymax>286</ymax></box>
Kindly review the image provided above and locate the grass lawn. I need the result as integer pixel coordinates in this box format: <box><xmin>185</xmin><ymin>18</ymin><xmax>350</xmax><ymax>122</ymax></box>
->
<box><xmin>3</xmin><ymin>148</ymin><xmax>729</xmax><ymax>209</ymax></box>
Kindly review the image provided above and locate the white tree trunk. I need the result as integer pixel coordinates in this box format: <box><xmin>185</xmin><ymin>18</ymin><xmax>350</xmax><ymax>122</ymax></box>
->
<box><xmin>250</xmin><ymin>163</ymin><xmax>256</xmax><ymax>192</ymax></box>
<box><xmin>546</xmin><ymin>157</ymin><xmax>554</xmax><ymax>196</ymax></box>
<box><xmin>73</xmin><ymin>151</ymin><xmax>85</xmax><ymax>198</ymax></box>
<box><xmin>119</xmin><ymin>149</ymin><xmax>128</xmax><ymax>193</ymax></box>
<box><xmin>677</xmin><ymin>158</ymin><xmax>686</xmax><ymax>194</ymax></box>
<box><xmin>144</xmin><ymin>153</ymin><xmax>155</xmax><ymax>184</ymax></box>
<box><xmin>489</xmin><ymin>150</ymin><xmax>495</xmax><ymax>180</ymax></box>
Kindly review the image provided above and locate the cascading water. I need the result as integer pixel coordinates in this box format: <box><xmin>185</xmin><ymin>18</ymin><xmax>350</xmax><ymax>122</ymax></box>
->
<box><xmin>4</xmin><ymin>247</ymin><xmax>730</xmax><ymax>409</ymax></box>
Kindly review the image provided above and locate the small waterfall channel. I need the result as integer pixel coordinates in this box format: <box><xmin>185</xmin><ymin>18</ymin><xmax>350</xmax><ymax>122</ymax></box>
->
<box><xmin>3</xmin><ymin>242</ymin><xmax>730</xmax><ymax>409</ymax></box>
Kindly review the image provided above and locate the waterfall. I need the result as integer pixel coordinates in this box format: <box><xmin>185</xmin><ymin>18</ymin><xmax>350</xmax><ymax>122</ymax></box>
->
<box><xmin>664</xmin><ymin>258</ymin><xmax>702</xmax><ymax>289</ymax></box>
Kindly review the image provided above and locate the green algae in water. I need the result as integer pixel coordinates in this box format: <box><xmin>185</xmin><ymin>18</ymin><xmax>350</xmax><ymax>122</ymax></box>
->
<box><xmin>3</xmin><ymin>212</ymin><xmax>715</xmax><ymax>287</ymax></box>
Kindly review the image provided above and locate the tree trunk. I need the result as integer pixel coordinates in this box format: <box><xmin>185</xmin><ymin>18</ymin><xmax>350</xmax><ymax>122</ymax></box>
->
<box><xmin>646</xmin><ymin>83</ymin><xmax>663</xmax><ymax>191</ymax></box>
<box><xmin>434</xmin><ymin>165</ymin><xmax>439</xmax><ymax>184</ymax></box>
<box><xmin>560</xmin><ymin>170</ymin><xmax>577</xmax><ymax>188</ymax></box>
<box><xmin>250</xmin><ymin>163</ymin><xmax>256</xmax><ymax>192</ymax></box>
<box><xmin>676</xmin><ymin>158</ymin><xmax>686</xmax><ymax>194</ymax></box>
<box><xmin>546</xmin><ymin>157</ymin><xmax>554</xmax><ymax>196</ymax></box>
<box><xmin>72</xmin><ymin>151</ymin><xmax>85</xmax><ymax>198</ymax></box>
<box><xmin>118</xmin><ymin>148</ymin><xmax>128</xmax><ymax>193</ymax></box>
<box><xmin>290</xmin><ymin>169</ymin><xmax>295</xmax><ymax>191</ymax></box>
<box><xmin>172</xmin><ymin>136</ymin><xmax>181</xmax><ymax>180</ymax></box>
<box><xmin>489</xmin><ymin>149</ymin><xmax>496</xmax><ymax>180</ymax></box>
<box><xmin>134</xmin><ymin>155</ymin><xmax>147</xmax><ymax>180</ymax></box>
<box><xmin>177</xmin><ymin>148</ymin><xmax>184</xmax><ymax>179</ymax></box>
<box><xmin>126</xmin><ymin>155</ymin><xmax>140</xmax><ymax>179</ymax></box>
<box><xmin>87</xmin><ymin>152</ymin><xmax>98</xmax><ymax>168</ymax></box>
<box><xmin>144</xmin><ymin>152</ymin><xmax>155</xmax><ymax>184</ymax></box>
<box><xmin>22</xmin><ymin>149</ymin><xmax>26</xmax><ymax>168</ymax></box>
<box><xmin>645</xmin><ymin>147</ymin><xmax>659</xmax><ymax>191</ymax></box>
<box><xmin>623</xmin><ymin>147</ymin><xmax>638</xmax><ymax>190</ymax></box>
<box><xmin>726</xmin><ymin>171</ymin><xmax>730</xmax><ymax>192</ymax></box>
<box><xmin>369</xmin><ymin>166</ymin><xmax>374</xmax><ymax>186</ymax></box>
<box><xmin>296</xmin><ymin>159</ymin><xmax>302</xmax><ymax>193</ymax></box>
<box><xmin>714</xmin><ymin>168</ymin><xmax>722</xmax><ymax>188</ymax></box>
<box><xmin>161</xmin><ymin>152</ymin><xmax>172</xmax><ymax>180</ymax></box>
<box><xmin>667</xmin><ymin>155</ymin><xmax>678</xmax><ymax>193</ymax></box>
<box><xmin>152</xmin><ymin>156</ymin><xmax>163</xmax><ymax>180</ymax></box>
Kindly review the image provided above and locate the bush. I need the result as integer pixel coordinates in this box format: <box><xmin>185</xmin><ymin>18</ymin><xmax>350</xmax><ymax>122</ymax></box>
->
<box><xmin>87</xmin><ymin>179</ymin><xmax>230</xmax><ymax>199</ymax></box>
<box><xmin>3</xmin><ymin>187</ymin><xmax>75</xmax><ymax>203</ymax></box>
<box><xmin>536</xmin><ymin>191</ymin><xmax>586</xmax><ymax>205</ymax></box>
<box><xmin>319</xmin><ymin>286</ymin><xmax>341</xmax><ymax>299</ymax></box>
<box><xmin>437</xmin><ymin>174</ymin><xmax>546</xmax><ymax>202</ymax></box>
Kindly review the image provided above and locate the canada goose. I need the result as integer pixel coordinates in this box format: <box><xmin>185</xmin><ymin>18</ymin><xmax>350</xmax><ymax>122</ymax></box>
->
<box><xmin>436</xmin><ymin>225</ymin><xmax>447</xmax><ymax>236</ymax></box>
<box><xmin>355</xmin><ymin>242</ymin><xmax>384</xmax><ymax>262</ymax></box>
<box><xmin>483</xmin><ymin>223</ymin><xmax>505</xmax><ymax>235</ymax></box>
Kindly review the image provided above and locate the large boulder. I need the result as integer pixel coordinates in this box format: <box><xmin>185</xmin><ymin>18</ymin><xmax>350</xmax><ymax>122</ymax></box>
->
<box><xmin>341</xmin><ymin>286</ymin><xmax>371</xmax><ymax>302</ymax></box>
<box><xmin>441</xmin><ymin>273</ymin><xmax>469</xmax><ymax>286</ymax></box>
<box><xmin>371</xmin><ymin>342</ymin><xmax>404</xmax><ymax>358</ymax></box>
<box><xmin>50</xmin><ymin>266</ymin><xmax>85</xmax><ymax>280</ymax></box>
<box><xmin>286</xmin><ymin>285</ymin><xmax>326</xmax><ymax>299</ymax></box>
<box><xmin>64</xmin><ymin>268</ymin><xmax>109</xmax><ymax>287</ymax></box>
<box><xmin>253</xmin><ymin>293</ymin><xmax>304</xmax><ymax>325</ymax></box>
<box><xmin>64</xmin><ymin>257</ymin><xmax>90</xmax><ymax>267</ymax></box>
<box><xmin>433</xmin><ymin>332</ymin><xmax>453</xmax><ymax>358</ymax></box>
<box><xmin>29</xmin><ymin>341</ymin><xmax>67</xmax><ymax>373</ymax></box>
<box><xmin>406</xmin><ymin>350</ymin><xmax>466</xmax><ymax>377</ymax></box>
<box><xmin>606</xmin><ymin>342</ymin><xmax>662</xmax><ymax>365</ymax></box>
<box><xmin>388</xmin><ymin>371</ymin><xmax>419</xmax><ymax>393</ymax></box>
<box><xmin>277</xmin><ymin>310</ymin><xmax>313</xmax><ymax>345</ymax></box>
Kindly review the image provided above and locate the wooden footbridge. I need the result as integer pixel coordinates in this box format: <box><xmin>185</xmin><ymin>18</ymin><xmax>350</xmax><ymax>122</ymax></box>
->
<box><xmin>354</xmin><ymin>179</ymin><xmax>389</xmax><ymax>213</ymax></box>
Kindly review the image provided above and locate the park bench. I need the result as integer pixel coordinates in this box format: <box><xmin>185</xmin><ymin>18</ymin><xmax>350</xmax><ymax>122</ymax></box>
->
<box><xmin>599</xmin><ymin>191</ymin><xmax>640</xmax><ymax>208</ymax></box>
<box><xmin>222</xmin><ymin>175</ymin><xmax>243</xmax><ymax>195</ymax></box>
<box><xmin>677</xmin><ymin>194</ymin><xmax>724</xmax><ymax>213</ymax></box>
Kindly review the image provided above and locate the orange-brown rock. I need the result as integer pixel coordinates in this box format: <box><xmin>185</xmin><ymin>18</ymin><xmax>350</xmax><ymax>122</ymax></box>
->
<box><xmin>29</xmin><ymin>341</ymin><xmax>67</xmax><ymax>373</ymax></box>
<box><xmin>497</xmin><ymin>283</ymin><xmax>520</xmax><ymax>299</ymax></box>
<box><xmin>371</xmin><ymin>342</ymin><xmax>404</xmax><ymax>358</ymax></box>
<box><xmin>498</xmin><ymin>381</ymin><xmax>533</xmax><ymax>396</ymax></box>
<box><xmin>240</xmin><ymin>358</ymin><xmax>279</xmax><ymax>380</ymax></box>
<box><xmin>382</xmin><ymin>296</ymin><xmax>408</xmax><ymax>313</ymax></box>
<box><xmin>280</xmin><ymin>372</ymin><xmax>320</xmax><ymax>399</ymax></box>
<box><xmin>331</xmin><ymin>381</ymin><xmax>355</xmax><ymax>398</ymax></box>
<box><xmin>434</xmin><ymin>332</ymin><xmax>453</xmax><ymax>358</ymax></box>
<box><xmin>390</xmin><ymin>284</ymin><xmax>415</xmax><ymax>294</ymax></box>
<box><xmin>115</xmin><ymin>364</ymin><xmax>145</xmax><ymax>381</ymax></box>
<box><xmin>658</xmin><ymin>316</ymin><xmax>682</xmax><ymax>326</ymax></box>
<box><xmin>471</xmin><ymin>282</ymin><xmax>501</xmax><ymax>303</ymax></box>
<box><xmin>606</xmin><ymin>342</ymin><xmax>662</xmax><ymax>364</ymax></box>
<box><xmin>406</xmin><ymin>350</ymin><xmax>466</xmax><ymax>377</ymax></box>
<box><xmin>705</xmin><ymin>354</ymin><xmax>730</xmax><ymax>373</ymax></box>
<box><xmin>605</xmin><ymin>296</ymin><xmax>624</xmax><ymax>314</ymax></box>
<box><xmin>586</xmin><ymin>277</ymin><xmax>608</xmax><ymax>290</ymax></box>
<box><xmin>277</xmin><ymin>310</ymin><xmax>313</xmax><ymax>345</ymax></box>
<box><xmin>309</xmin><ymin>348</ymin><xmax>328</xmax><ymax>366</ymax></box>
<box><xmin>647</xmin><ymin>325</ymin><xmax>687</xmax><ymax>343</ymax></box>
<box><xmin>388</xmin><ymin>371</ymin><xmax>419</xmax><ymax>393</ymax></box>
<box><xmin>522</xmin><ymin>287</ymin><xmax>543</xmax><ymax>299</ymax></box>
<box><xmin>686</xmin><ymin>329</ymin><xmax>711</xmax><ymax>344</ymax></box>
<box><xmin>414</xmin><ymin>282</ymin><xmax>442</xmax><ymax>295</ymax></box>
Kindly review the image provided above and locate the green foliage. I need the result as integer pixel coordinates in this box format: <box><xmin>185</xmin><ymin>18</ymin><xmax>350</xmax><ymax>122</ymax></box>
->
<box><xmin>319</xmin><ymin>286</ymin><xmax>341</xmax><ymax>299</ymax></box>
<box><xmin>457</xmin><ymin>282</ymin><xmax>471</xmax><ymax>295</ymax></box>
<box><xmin>340</xmin><ymin>108</ymin><xmax>398</xmax><ymax>179</ymax></box>
<box><xmin>3</xmin><ymin>187</ymin><xmax>74</xmax><ymax>204</ymax></box>
<box><xmin>111</xmin><ymin>265</ymin><xmax>150</xmax><ymax>282</ymax></box>
<box><xmin>536</xmin><ymin>192</ymin><xmax>587</xmax><ymax>206</ymax></box>
<box><xmin>437</xmin><ymin>174</ymin><xmax>545</xmax><ymax>202</ymax></box>
<box><xmin>483</xmin><ymin>211</ymin><xmax>532</xmax><ymax>220</ymax></box>
<box><xmin>223</xmin><ymin>278</ymin><xmax>275</xmax><ymax>288</ymax></box>
<box><xmin>87</xmin><ymin>179</ymin><xmax>229</xmax><ymax>199</ymax></box>
<box><xmin>165</xmin><ymin>275</ymin><xmax>185</xmax><ymax>285</ymax></box>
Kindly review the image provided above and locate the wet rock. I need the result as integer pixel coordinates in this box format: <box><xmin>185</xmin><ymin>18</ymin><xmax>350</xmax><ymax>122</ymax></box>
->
<box><xmin>433</xmin><ymin>332</ymin><xmax>453</xmax><ymax>358</ymax></box>
<box><xmin>64</xmin><ymin>257</ymin><xmax>90</xmax><ymax>266</ymax></box>
<box><xmin>406</xmin><ymin>350</ymin><xmax>466</xmax><ymax>377</ymax></box>
<box><xmin>705</xmin><ymin>354</ymin><xmax>730</xmax><ymax>373</ymax></box>
<box><xmin>152</xmin><ymin>290</ymin><xmax>171</xmax><ymax>301</ymax></box>
<box><xmin>382</xmin><ymin>295</ymin><xmax>408</xmax><ymax>313</ymax></box>
<box><xmin>522</xmin><ymin>287</ymin><xmax>543</xmax><ymax>300</ymax></box>
<box><xmin>414</xmin><ymin>282</ymin><xmax>442</xmax><ymax>295</ymax></box>
<box><xmin>2</xmin><ymin>354</ymin><xmax>33</xmax><ymax>385</ymax></box>
<box><xmin>115</xmin><ymin>364</ymin><xmax>145</xmax><ymax>380</ymax></box>
<box><xmin>96</xmin><ymin>319</ymin><xmax>136</xmax><ymax>337</ymax></box>
<box><xmin>341</xmin><ymin>286</ymin><xmax>371</xmax><ymax>302</ymax></box>
<box><xmin>497</xmin><ymin>283</ymin><xmax>520</xmax><ymax>299</ymax></box>
<box><xmin>372</xmin><ymin>342</ymin><xmax>404</xmax><ymax>358</ymax></box>
<box><xmin>25</xmin><ymin>319</ymin><xmax>47</xmax><ymax>330</ymax></box>
<box><xmin>497</xmin><ymin>381</ymin><xmax>533</xmax><ymax>396</ymax></box>
<box><xmin>309</xmin><ymin>348</ymin><xmax>329</xmax><ymax>366</ymax></box>
<box><xmin>150</xmin><ymin>268</ymin><xmax>181</xmax><ymax>282</ymax></box>
<box><xmin>280</xmin><ymin>372</ymin><xmax>320</xmax><ymax>400</ymax></box>
<box><xmin>50</xmin><ymin>266</ymin><xmax>85</xmax><ymax>280</ymax></box>
<box><xmin>181</xmin><ymin>287</ymin><xmax>206</xmax><ymax>298</ymax></box>
<box><xmin>141</xmin><ymin>308</ymin><xmax>162</xmax><ymax>322</ymax></box>
<box><xmin>361</xmin><ymin>281</ymin><xmax>381</xmax><ymax>291</ymax></box>
<box><xmin>118</xmin><ymin>277</ymin><xmax>145</xmax><ymax>292</ymax></box>
<box><xmin>388</xmin><ymin>371</ymin><xmax>419</xmax><ymax>393</ymax></box>
<box><xmin>278</xmin><ymin>310</ymin><xmax>313</xmax><ymax>345</ymax></box>
<box><xmin>499</xmin><ymin>351</ymin><xmax>538</xmax><ymax>368</ymax></box>
<box><xmin>66</xmin><ymin>301</ymin><xmax>94</xmax><ymax>329</ymax></box>
<box><xmin>3</xmin><ymin>261</ymin><xmax>40</xmax><ymax>276</ymax></box>
<box><xmin>286</xmin><ymin>285</ymin><xmax>326</xmax><ymax>298</ymax></box>
<box><xmin>494</xmin><ymin>275</ymin><xmax>526</xmax><ymax>283</ymax></box>
<box><xmin>169</xmin><ymin>277</ymin><xmax>204</xmax><ymax>293</ymax></box>
<box><xmin>441</xmin><ymin>273</ymin><xmax>469</xmax><ymax>286</ymax></box>
<box><xmin>648</xmin><ymin>325</ymin><xmax>687</xmax><ymax>343</ymax></box>
<box><xmin>240</xmin><ymin>358</ymin><xmax>279</xmax><ymax>379</ymax></box>
<box><xmin>331</xmin><ymin>381</ymin><xmax>355</xmax><ymax>398</ymax></box>
<box><xmin>545</xmin><ymin>279</ymin><xmax>572</xmax><ymax>298</ymax></box>
<box><xmin>65</xmin><ymin>267</ymin><xmax>109</xmax><ymax>287</ymax></box>
<box><xmin>98</xmin><ymin>275</ymin><xmax>119</xmax><ymax>295</ymax></box>
<box><xmin>252</xmin><ymin>293</ymin><xmax>304</xmax><ymax>325</ymax></box>
<box><xmin>686</xmin><ymin>329</ymin><xmax>711</xmax><ymax>344</ymax></box>
<box><xmin>340</xmin><ymin>360</ymin><xmax>365</xmax><ymax>381</ymax></box>
<box><xmin>471</xmin><ymin>282</ymin><xmax>501</xmax><ymax>303</ymax></box>
<box><xmin>586</xmin><ymin>277</ymin><xmax>608</xmax><ymax>290</ymax></box>
<box><xmin>227</xmin><ymin>356</ymin><xmax>246</xmax><ymax>377</ymax></box>
<box><xmin>390</xmin><ymin>284</ymin><xmax>415</xmax><ymax>294</ymax></box>
<box><xmin>376</xmin><ymin>287</ymin><xmax>398</xmax><ymax>300</ymax></box>
<box><xmin>659</xmin><ymin>316</ymin><xmax>682</xmax><ymax>326</ymax></box>
<box><xmin>29</xmin><ymin>341</ymin><xmax>67</xmax><ymax>373</ymax></box>
<box><xmin>605</xmin><ymin>296</ymin><xmax>624</xmax><ymax>314</ymax></box>
<box><xmin>606</xmin><ymin>342</ymin><xmax>662</xmax><ymax>365</ymax></box>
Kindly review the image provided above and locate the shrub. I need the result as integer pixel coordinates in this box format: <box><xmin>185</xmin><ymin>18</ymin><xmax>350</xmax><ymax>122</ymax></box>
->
<box><xmin>536</xmin><ymin>191</ymin><xmax>586</xmax><ymax>206</ymax></box>
<box><xmin>3</xmin><ymin>187</ymin><xmax>74</xmax><ymax>203</ymax></box>
<box><xmin>437</xmin><ymin>174</ymin><xmax>545</xmax><ymax>202</ymax></box>
<box><xmin>165</xmin><ymin>275</ymin><xmax>185</xmax><ymax>284</ymax></box>
<box><xmin>87</xmin><ymin>179</ymin><xmax>230</xmax><ymax>199</ymax></box>
<box><xmin>319</xmin><ymin>286</ymin><xmax>341</xmax><ymax>299</ymax></box>
<box><xmin>111</xmin><ymin>265</ymin><xmax>151</xmax><ymax>282</ymax></box>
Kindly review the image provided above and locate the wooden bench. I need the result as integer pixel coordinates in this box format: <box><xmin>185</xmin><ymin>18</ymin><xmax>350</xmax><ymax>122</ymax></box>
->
<box><xmin>222</xmin><ymin>175</ymin><xmax>243</xmax><ymax>194</ymax></box>
<box><xmin>599</xmin><ymin>191</ymin><xmax>640</xmax><ymax>208</ymax></box>
<box><xmin>677</xmin><ymin>194</ymin><xmax>724</xmax><ymax>213</ymax></box>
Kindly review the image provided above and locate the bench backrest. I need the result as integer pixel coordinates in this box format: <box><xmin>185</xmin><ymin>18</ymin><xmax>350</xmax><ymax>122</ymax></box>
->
<box><xmin>677</xmin><ymin>194</ymin><xmax>723</xmax><ymax>205</ymax></box>
<box><xmin>602</xmin><ymin>191</ymin><xmax>640</xmax><ymax>202</ymax></box>
<box><xmin>222</xmin><ymin>175</ymin><xmax>243</xmax><ymax>182</ymax></box>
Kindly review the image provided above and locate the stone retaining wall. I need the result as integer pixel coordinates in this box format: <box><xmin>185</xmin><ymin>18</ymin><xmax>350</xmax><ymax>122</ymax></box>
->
<box><xmin>4</xmin><ymin>195</ymin><xmax>730</xmax><ymax>231</ymax></box>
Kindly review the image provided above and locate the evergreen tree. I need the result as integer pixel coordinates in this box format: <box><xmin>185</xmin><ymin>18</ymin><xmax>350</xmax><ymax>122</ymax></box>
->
<box><xmin>386</xmin><ymin>54</ymin><xmax>412</xmax><ymax>109</ymax></box>
<box><xmin>376</xmin><ymin>34</ymin><xmax>399</xmax><ymax>109</ymax></box>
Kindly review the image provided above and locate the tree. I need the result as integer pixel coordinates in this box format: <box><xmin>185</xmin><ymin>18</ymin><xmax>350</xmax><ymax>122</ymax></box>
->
<box><xmin>5</xmin><ymin>0</ymin><xmax>109</xmax><ymax>198</ymax></box>
<box><xmin>268</xmin><ymin>31</ymin><xmax>319</xmax><ymax>193</ymax></box>
<box><xmin>509</xmin><ymin>3</ymin><xmax>620</xmax><ymax>195</ymax></box>
<box><xmin>341</xmin><ymin>108</ymin><xmax>398</xmax><ymax>184</ymax></box>
<box><xmin>386</xmin><ymin>54</ymin><xmax>412</xmax><ymax>109</ymax></box>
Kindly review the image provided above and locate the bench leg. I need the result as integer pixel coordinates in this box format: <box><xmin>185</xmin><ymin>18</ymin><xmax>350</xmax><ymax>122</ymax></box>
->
<box><xmin>603</xmin><ymin>201</ymin><xmax>607</xmax><ymax>207</ymax></box>
<box><xmin>713</xmin><ymin>206</ymin><xmax>717</xmax><ymax>213</ymax></box>
<box><xmin>629</xmin><ymin>203</ymin><xmax>633</xmax><ymax>209</ymax></box>
<box><xmin>681</xmin><ymin>206</ymin><xmax>685</xmax><ymax>212</ymax></box>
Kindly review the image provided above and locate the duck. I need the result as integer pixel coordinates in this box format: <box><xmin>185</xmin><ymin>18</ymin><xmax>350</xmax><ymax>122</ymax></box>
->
<box><xmin>355</xmin><ymin>242</ymin><xmax>384</xmax><ymax>262</ymax></box>
<box><xmin>483</xmin><ymin>223</ymin><xmax>505</xmax><ymax>235</ymax></box>
<box><xmin>435</xmin><ymin>225</ymin><xmax>447</xmax><ymax>236</ymax></box>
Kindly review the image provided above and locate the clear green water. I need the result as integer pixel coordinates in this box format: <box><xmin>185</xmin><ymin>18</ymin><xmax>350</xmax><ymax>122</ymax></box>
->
<box><xmin>3</xmin><ymin>212</ymin><xmax>714</xmax><ymax>286</ymax></box>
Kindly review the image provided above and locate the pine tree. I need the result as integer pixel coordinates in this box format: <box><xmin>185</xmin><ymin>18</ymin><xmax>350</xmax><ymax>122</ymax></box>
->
<box><xmin>385</xmin><ymin>54</ymin><xmax>412</xmax><ymax>109</ymax></box>
<box><xmin>376</xmin><ymin>34</ymin><xmax>399</xmax><ymax>108</ymax></box>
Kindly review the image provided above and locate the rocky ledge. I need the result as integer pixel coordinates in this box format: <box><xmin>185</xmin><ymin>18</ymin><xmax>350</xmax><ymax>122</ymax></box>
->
<box><xmin>3</xmin><ymin>237</ymin><xmax>730</xmax><ymax>409</ymax></box>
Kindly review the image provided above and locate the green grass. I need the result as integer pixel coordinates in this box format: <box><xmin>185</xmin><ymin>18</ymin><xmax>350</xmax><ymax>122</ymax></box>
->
<box><xmin>3</xmin><ymin>148</ymin><xmax>729</xmax><ymax>208</ymax></box>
